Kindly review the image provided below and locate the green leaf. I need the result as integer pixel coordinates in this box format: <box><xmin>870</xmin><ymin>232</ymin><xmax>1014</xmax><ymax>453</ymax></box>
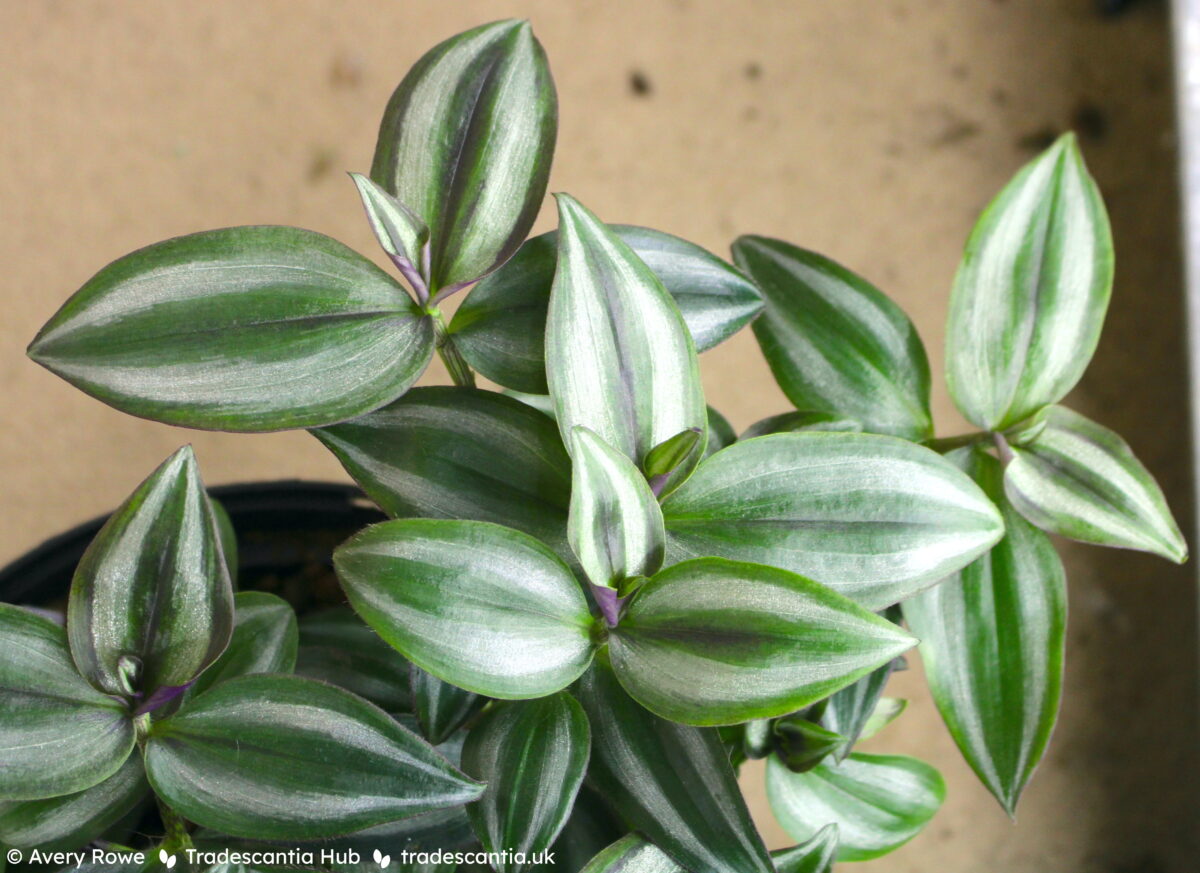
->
<box><xmin>576</xmin><ymin>654</ymin><xmax>773</xmax><ymax>873</ymax></box>
<box><xmin>1003</xmin><ymin>405</ymin><xmax>1187</xmax><ymax>562</ymax></box>
<box><xmin>371</xmin><ymin>19</ymin><xmax>557</xmax><ymax>292</ymax></box>
<box><xmin>335</xmin><ymin>520</ymin><xmax>598</xmax><ymax>699</ymax></box>
<box><xmin>295</xmin><ymin>607</ymin><xmax>412</xmax><ymax>712</ymax></box>
<box><xmin>903</xmin><ymin>447</ymin><xmax>1066</xmax><ymax>814</ymax></box>
<box><xmin>0</xmin><ymin>755</ymin><xmax>147</xmax><ymax>851</ymax></box>
<box><xmin>462</xmin><ymin>694</ymin><xmax>590</xmax><ymax>872</ymax></box>
<box><xmin>207</xmin><ymin>501</ymin><xmax>239</xmax><ymax>591</ymax></box>
<box><xmin>451</xmin><ymin>225</ymin><xmax>762</xmax><ymax>394</ymax></box>
<box><xmin>412</xmin><ymin>666</ymin><xmax>485</xmax><ymax>745</ymax></box>
<box><xmin>350</xmin><ymin>172</ymin><xmax>430</xmax><ymax>289</ymax></box>
<box><xmin>734</xmin><ymin>236</ymin><xmax>932</xmax><ymax>441</ymax></box>
<box><xmin>547</xmin><ymin>197</ymin><xmax>708</xmax><ymax>496</ymax></box>
<box><xmin>705</xmin><ymin>406</ymin><xmax>736</xmax><ymax>458</ymax></box>
<box><xmin>857</xmin><ymin>697</ymin><xmax>906</xmax><ymax>742</ymax></box>
<box><xmin>821</xmin><ymin>632</ymin><xmax>900</xmax><ymax>761</ymax></box>
<box><xmin>770</xmin><ymin>823</ymin><xmax>839</xmax><ymax>873</ymax></box>
<box><xmin>945</xmin><ymin>134</ymin><xmax>1114</xmax><ymax>430</ymax></box>
<box><xmin>579</xmin><ymin>835</ymin><xmax>685</xmax><ymax>873</ymax></box>
<box><xmin>0</xmin><ymin>605</ymin><xmax>135</xmax><ymax>801</ymax></box>
<box><xmin>661</xmin><ymin>433</ymin><xmax>1005</xmax><ymax>609</ymax></box>
<box><xmin>28</xmin><ymin>226</ymin><xmax>434</xmax><ymax>432</ymax></box>
<box><xmin>741</xmin><ymin>411</ymin><xmax>862</xmax><ymax>439</ymax></box>
<box><xmin>767</xmin><ymin>753</ymin><xmax>945</xmax><ymax>862</ymax></box>
<box><xmin>68</xmin><ymin>447</ymin><xmax>234</xmax><ymax>700</ymax></box>
<box><xmin>545</xmin><ymin>785</ymin><xmax>630</xmax><ymax>871</ymax></box>
<box><xmin>609</xmin><ymin>558</ymin><xmax>915</xmax><ymax>725</ymax></box>
<box><xmin>185</xmin><ymin>592</ymin><xmax>297</xmax><ymax>701</ymax></box>
<box><xmin>144</xmin><ymin>674</ymin><xmax>482</xmax><ymax>840</ymax></box>
<box><xmin>313</xmin><ymin>387</ymin><xmax>572</xmax><ymax>558</ymax></box>
<box><xmin>569</xmin><ymin>427</ymin><xmax>665</xmax><ymax>591</ymax></box>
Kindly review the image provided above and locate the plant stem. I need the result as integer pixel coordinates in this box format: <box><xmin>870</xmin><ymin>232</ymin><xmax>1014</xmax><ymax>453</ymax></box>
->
<box><xmin>427</xmin><ymin>307</ymin><xmax>476</xmax><ymax>388</ymax></box>
<box><xmin>157</xmin><ymin>795</ymin><xmax>195</xmax><ymax>854</ymax></box>
<box><xmin>924</xmin><ymin>431</ymin><xmax>984</xmax><ymax>453</ymax></box>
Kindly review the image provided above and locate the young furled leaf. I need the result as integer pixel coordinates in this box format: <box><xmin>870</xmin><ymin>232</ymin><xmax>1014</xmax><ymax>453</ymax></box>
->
<box><xmin>371</xmin><ymin>19</ymin><xmax>557</xmax><ymax>293</ymax></box>
<box><xmin>946</xmin><ymin>134</ymin><xmax>1113</xmax><ymax>430</ymax></box>
<box><xmin>661</xmin><ymin>433</ymin><xmax>1004</xmax><ymax>609</ymax></box>
<box><xmin>28</xmin><ymin>227</ymin><xmax>433</xmax><ymax>432</ymax></box>
<box><xmin>734</xmin><ymin>236</ymin><xmax>932</xmax><ymax>441</ymax></box>
<box><xmin>904</xmin><ymin>447</ymin><xmax>1066</xmax><ymax>815</ymax></box>
<box><xmin>1002</xmin><ymin>405</ymin><xmax>1187</xmax><ymax>562</ymax></box>
<box><xmin>0</xmin><ymin>605</ymin><xmax>135</xmax><ymax>801</ymax></box>
<box><xmin>68</xmin><ymin>447</ymin><xmax>234</xmax><ymax>701</ymax></box>
<box><xmin>609</xmin><ymin>558</ymin><xmax>915</xmax><ymax>725</ymax></box>
<box><xmin>313</xmin><ymin>387</ymin><xmax>573</xmax><ymax>558</ymax></box>
<box><xmin>335</xmin><ymin>520</ymin><xmax>598</xmax><ymax>699</ymax></box>
<box><xmin>772</xmin><ymin>717</ymin><xmax>847</xmax><ymax>774</ymax></box>
<box><xmin>767</xmin><ymin>753</ymin><xmax>944</xmax><ymax>862</ymax></box>
<box><xmin>451</xmin><ymin>225</ymin><xmax>762</xmax><ymax>394</ymax></box>
<box><xmin>568</xmin><ymin>427</ymin><xmax>666</xmax><ymax>593</ymax></box>
<box><xmin>350</xmin><ymin>172</ymin><xmax>431</xmax><ymax>298</ymax></box>
<box><xmin>576</xmin><ymin>654</ymin><xmax>774</xmax><ymax>873</ymax></box>
<box><xmin>462</xmin><ymin>694</ymin><xmax>591</xmax><ymax>872</ymax></box>
<box><xmin>547</xmin><ymin>196</ymin><xmax>707</xmax><ymax>496</ymax></box>
<box><xmin>143</xmin><ymin>674</ymin><xmax>483</xmax><ymax>840</ymax></box>
<box><xmin>185</xmin><ymin>591</ymin><xmax>298</xmax><ymax>702</ymax></box>
<box><xmin>0</xmin><ymin>755</ymin><xmax>148</xmax><ymax>851</ymax></box>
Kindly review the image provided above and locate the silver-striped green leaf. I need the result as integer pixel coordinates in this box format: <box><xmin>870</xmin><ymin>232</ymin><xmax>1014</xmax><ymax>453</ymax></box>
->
<box><xmin>186</xmin><ymin>592</ymin><xmax>297</xmax><ymax>702</ymax></box>
<box><xmin>411</xmin><ymin>666</ymin><xmax>484</xmax><ymax>745</ymax></box>
<box><xmin>335</xmin><ymin>520</ymin><xmax>598</xmax><ymax>699</ymax></box>
<box><xmin>462</xmin><ymin>694</ymin><xmax>590</xmax><ymax>872</ymax></box>
<box><xmin>660</xmin><ymin>433</ymin><xmax>1005</xmax><ymax>609</ymax></box>
<box><xmin>209</xmin><ymin>497</ymin><xmax>238</xmax><ymax>587</ymax></box>
<box><xmin>904</xmin><ymin>447</ymin><xmax>1066</xmax><ymax>814</ymax></box>
<box><xmin>734</xmin><ymin>236</ymin><xmax>932</xmax><ymax>441</ymax></box>
<box><xmin>0</xmin><ymin>754</ymin><xmax>147</xmax><ymax>851</ymax></box>
<box><xmin>569</xmin><ymin>427</ymin><xmax>665</xmax><ymax>590</ymax></box>
<box><xmin>28</xmin><ymin>226</ymin><xmax>434</xmax><ymax>432</ymax></box>
<box><xmin>296</xmin><ymin>607</ymin><xmax>412</xmax><ymax>712</ymax></box>
<box><xmin>0</xmin><ymin>605</ymin><xmax>135</xmax><ymax>801</ymax></box>
<box><xmin>370</xmin><ymin>19</ymin><xmax>557</xmax><ymax>292</ymax></box>
<box><xmin>451</xmin><ymin>225</ymin><xmax>762</xmax><ymax>394</ymax></box>
<box><xmin>945</xmin><ymin>134</ymin><xmax>1114</xmax><ymax>430</ymax></box>
<box><xmin>69</xmin><ymin>446</ymin><xmax>234</xmax><ymax>699</ymax></box>
<box><xmin>770</xmin><ymin>823</ymin><xmax>839</xmax><ymax>873</ymax></box>
<box><xmin>577</xmin><ymin>654</ymin><xmax>773</xmax><ymax>873</ymax></box>
<box><xmin>313</xmin><ymin>387</ymin><xmax>572</xmax><ymax>558</ymax></box>
<box><xmin>144</xmin><ymin>674</ymin><xmax>483</xmax><ymax>840</ymax></box>
<box><xmin>351</xmin><ymin>173</ymin><xmax>429</xmax><ymax>280</ymax></box>
<box><xmin>822</xmin><ymin>614</ymin><xmax>902</xmax><ymax>762</ymax></box>
<box><xmin>1003</xmin><ymin>405</ymin><xmax>1187</xmax><ymax>562</ymax></box>
<box><xmin>547</xmin><ymin>196</ymin><xmax>707</xmax><ymax>496</ymax></box>
<box><xmin>579</xmin><ymin>835</ymin><xmax>685</xmax><ymax>873</ymax></box>
<box><xmin>741</xmin><ymin>411</ymin><xmax>862</xmax><ymax>440</ymax></box>
<box><xmin>610</xmin><ymin>558</ymin><xmax>915</xmax><ymax>725</ymax></box>
<box><xmin>766</xmin><ymin>753</ymin><xmax>944</xmax><ymax>862</ymax></box>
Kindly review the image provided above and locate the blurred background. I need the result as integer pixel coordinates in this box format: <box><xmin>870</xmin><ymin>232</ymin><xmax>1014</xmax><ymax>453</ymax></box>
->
<box><xmin>1</xmin><ymin>1</ymin><xmax>1196</xmax><ymax>870</ymax></box>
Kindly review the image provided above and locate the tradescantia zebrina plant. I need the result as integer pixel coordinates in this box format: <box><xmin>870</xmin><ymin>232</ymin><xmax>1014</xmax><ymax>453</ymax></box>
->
<box><xmin>2</xmin><ymin>16</ymin><xmax>1186</xmax><ymax>873</ymax></box>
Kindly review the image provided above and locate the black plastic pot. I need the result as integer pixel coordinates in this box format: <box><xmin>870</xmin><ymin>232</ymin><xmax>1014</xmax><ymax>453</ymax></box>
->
<box><xmin>0</xmin><ymin>480</ymin><xmax>385</xmax><ymax>606</ymax></box>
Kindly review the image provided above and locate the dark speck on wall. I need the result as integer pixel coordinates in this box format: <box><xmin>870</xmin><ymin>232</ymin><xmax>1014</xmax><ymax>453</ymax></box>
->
<box><xmin>1017</xmin><ymin>125</ymin><xmax>1062</xmax><ymax>152</ymax></box>
<box><xmin>1098</xmin><ymin>0</ymin><xmax>1140</xmax><ymax>17</ymax></box>
<box><xmin>307</xmin><ymin>148</ymin><xmax>337</xmax><ymax>183</ymax></box>
<box><xmin>1072</xmin><ymin>100</ymin><xmax>1109</xmax><ymax>143</ymax></box>
<box><xmin>629</xmin><ymin>70</ymin><xmax>652</xmax><ymax>97</ymax></box>
<box><xmin>744</xmin><ymin>62</ymin><xmax>762</xmax><ymax>80</ymax></box>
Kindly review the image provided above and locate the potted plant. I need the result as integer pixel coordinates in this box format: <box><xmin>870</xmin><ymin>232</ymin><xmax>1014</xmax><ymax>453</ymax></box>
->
<box><xmin>0</xmin><ymin>18</ymin><xmax>1185</xmax><ymax>873</ymax></box>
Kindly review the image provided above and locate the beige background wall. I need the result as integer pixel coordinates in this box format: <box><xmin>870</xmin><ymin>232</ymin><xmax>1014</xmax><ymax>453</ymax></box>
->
<box><xmin>1</xmin><ymin>2</ymin><xmax>1195</xmax><ymax>870</ymax></box>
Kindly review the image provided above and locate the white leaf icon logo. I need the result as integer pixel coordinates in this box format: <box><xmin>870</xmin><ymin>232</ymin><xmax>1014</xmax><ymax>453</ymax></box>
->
<box><xmin>158</xmin><ymin>849</ymin><xmax>177</xmax><ymax>869</ymax></box>
<box><xmin>373</xmin><ymin>848</ymin><xmax>392</xmax><ymax>869</ymax></box>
